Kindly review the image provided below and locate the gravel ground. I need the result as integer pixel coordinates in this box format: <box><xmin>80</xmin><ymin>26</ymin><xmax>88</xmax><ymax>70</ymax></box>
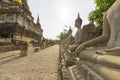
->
<box><xmin>0</xmin><ymin>45</ymin><xmax>59</xmax><ymax>80</ymax></box>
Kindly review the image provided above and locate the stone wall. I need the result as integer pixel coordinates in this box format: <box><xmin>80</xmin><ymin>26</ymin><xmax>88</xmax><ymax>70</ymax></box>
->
<box><xmin>0</xmin><ymin>44</ymin><xmax>20</xmax><ymax>53</ymax></box>
<box><xmin>82</xmin><ymin>22</ymin><xmax>105</xmax><ymax>46</ymax></box>
<box><xmin>82</xmin><ymin>22</ymin><xmax>102</xmax><ymax>42</ymax></box>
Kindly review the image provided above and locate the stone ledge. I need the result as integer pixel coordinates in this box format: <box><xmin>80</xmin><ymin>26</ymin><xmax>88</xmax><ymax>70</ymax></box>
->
<box><xmin>68</xmin><ymin>59</ymin><xmax>104</xmax><ymax>80</ymax></box>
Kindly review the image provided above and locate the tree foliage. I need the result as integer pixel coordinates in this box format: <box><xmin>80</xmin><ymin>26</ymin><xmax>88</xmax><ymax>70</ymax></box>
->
<box><xmin>57</xmin><ymin>29</ymin><xmax>67</xmax><ymax>41</ymax></box>
<box><xmin>88</xmin><ymin>0</ymin><xmax>115</xmax><ymax>27</ymax></box>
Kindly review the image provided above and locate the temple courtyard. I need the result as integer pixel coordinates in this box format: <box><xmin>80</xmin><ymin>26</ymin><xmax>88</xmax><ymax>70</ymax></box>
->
<box><xmin>0</xmin><ymin>45</ymin><xmax>59</xmax><ymax>80</ymax></box>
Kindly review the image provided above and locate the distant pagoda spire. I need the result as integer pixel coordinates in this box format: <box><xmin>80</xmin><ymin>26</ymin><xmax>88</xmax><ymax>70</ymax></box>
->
<box><xmin>36</xmin><ymin>15</ymin><xmax>40</xmax><ymax>25</ymax></box>
<box><xmin>13</xmin><ymin>0</ymin><xmax>22</xmax><ymax>4</ymax></box>
<box><xmin>78</xmin><ymin>12</ymin><xmax>80</xmax><ymax>18</ymax></box>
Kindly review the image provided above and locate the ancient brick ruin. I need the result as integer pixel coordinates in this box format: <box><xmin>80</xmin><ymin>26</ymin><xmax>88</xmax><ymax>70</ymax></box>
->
<box><xmin>0</xmin><ymin>0</ymin><xmax>43</xmax><ymax>53</ymax></box>
<box><xmin>82</xmin><ymin>22</ymin><xmax>102</xmax><ymax>42</ymax></box>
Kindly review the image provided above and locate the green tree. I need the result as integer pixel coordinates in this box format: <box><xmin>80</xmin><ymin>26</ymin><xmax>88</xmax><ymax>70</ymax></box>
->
<box><xmin>88</xmin><ymin>0</ymin><xmax>115</xmax><ymax>27</ymax></box>
<box><xmin>57</xmin><ymin>29</ymin><xmax>67</xmax><ymax>41</ymax></box>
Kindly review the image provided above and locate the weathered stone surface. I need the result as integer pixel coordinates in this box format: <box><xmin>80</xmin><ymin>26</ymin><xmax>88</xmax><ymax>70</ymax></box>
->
<box><xmin>74</xmin><ymin>13</ymin><xmax>82</xmax><ymax>45</ymax></box>
<box><xmin>63</xmin><ymin>27</ymin><xmax>73</xmax><ymax>45</ymax></box>
<box><xmin>82</xmin><ymin>22</ymin><xmax>102</xmax><ymax>43</ymax></box>
<box><xmin>76</xmin><ymin>0</ymin><xmax>120</xmax><ymax>55</ymax></box>
<box><xmin>73</xmin><ymin>1</ymin><xmax>120</xmax><ymax>80</ymax></box>
<box><xmin>20</xmin><ymin>43</ymin><xmax>28</xmax><ymax>57</ymax></box>
<box><xmin>34</xmin><ymin>48</ymin><xmax>40</xmax><ymax>52</ymax></box>
<box><xmin>80</xmin><ymin>47</ymin><xmax>120</xmax><ymax>68</ymax></box>
<box><xmin>61</xmin><ymin>13</ymin><xmax>83</xmax><ymax>68</ymax></box>
<box><xmin>68</xmin><ymin>61</ymin><xmax>104</xmax><ymax>80</ymax></box>
<box><xmin>0</xmin><ymin>44</ymin><xmax>20</xmax><ymax>53</ymax></box>
<box><xmin>82</xmin><ymin>60</ymin><xmax>120</xmax><ymax>80</ymax></box>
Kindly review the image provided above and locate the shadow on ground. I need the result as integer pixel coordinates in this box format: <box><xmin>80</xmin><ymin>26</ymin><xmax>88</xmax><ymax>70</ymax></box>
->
<box><xmin>0</xmin><ymin>56</ymin><xmax>21</xmax><ymax>65</ymax></box>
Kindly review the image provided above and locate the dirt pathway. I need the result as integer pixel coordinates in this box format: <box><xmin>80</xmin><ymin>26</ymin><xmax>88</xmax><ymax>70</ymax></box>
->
<box><xmin>0</xmin><ymin>45</ymin><xmax>59</xmax><ymax>80</ymax></box>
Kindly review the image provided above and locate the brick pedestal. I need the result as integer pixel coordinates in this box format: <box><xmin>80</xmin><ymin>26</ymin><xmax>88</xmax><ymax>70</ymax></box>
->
<box><xmin>20</xmin><ymin>42</ymin><xmax>28</xmax><ymax>57</ymax></box>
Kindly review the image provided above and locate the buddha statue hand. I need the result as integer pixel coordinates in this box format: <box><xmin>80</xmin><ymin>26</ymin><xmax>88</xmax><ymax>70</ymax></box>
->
<box><xmin>96</xmin><ymin>47</ymin><xmax>120</xmax><ymax>55</ymax></box>
<box><xmin>104</xmin><ymin>47</ymin><xmax>120</xmax><ymax>52</ymax></box>
<box><xmin>96</xmin><ymin>50</ymin><xmax>107</xmax><ymax>55</ymax></box>
<box><xmin>75</xmin><ymin>43</ymin><xmax>86</xmax><ymax>57</ymax></box>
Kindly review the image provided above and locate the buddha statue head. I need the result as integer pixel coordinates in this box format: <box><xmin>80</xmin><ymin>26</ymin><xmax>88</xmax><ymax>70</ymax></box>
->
<box><xmin>75</xmin><ymin>13</ymin><xmax>82</xmax><ymax>29</ymax></box>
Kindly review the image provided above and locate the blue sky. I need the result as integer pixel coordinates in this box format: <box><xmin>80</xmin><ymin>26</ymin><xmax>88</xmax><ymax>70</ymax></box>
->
<box><xmin>28</xmin><ymin>0</ymin><xmax>95</xmax><ymax>39</ymax></box>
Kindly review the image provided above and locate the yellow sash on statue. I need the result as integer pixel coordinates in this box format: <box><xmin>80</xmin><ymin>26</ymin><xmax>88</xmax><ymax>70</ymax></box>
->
<box><xmin>13</xmin><ymin>0</ymin><xmax>22</xmax><ymax>4</ymax></box>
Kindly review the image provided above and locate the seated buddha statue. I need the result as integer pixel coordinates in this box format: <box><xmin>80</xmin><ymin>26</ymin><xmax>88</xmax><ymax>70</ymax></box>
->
<box><xmin>75</xmin><ymin>0</ymin><xmax>120</xmax><ymax>56</ymax></box>
<box><xmin>66</xmin><ymin>13</ymin><xmax>83</xmax><ymax>52</ymax></box>
<box><xmin>70</xmin><ymin>1</ymin><xmax>120</xmax><ymax>80</ymax></box>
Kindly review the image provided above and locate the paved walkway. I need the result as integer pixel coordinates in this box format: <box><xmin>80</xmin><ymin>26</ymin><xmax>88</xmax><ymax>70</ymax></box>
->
<box><xmin>0</xmin><ymin>45</ymin><xmax>59</xmax><ymax>80</ymax></box>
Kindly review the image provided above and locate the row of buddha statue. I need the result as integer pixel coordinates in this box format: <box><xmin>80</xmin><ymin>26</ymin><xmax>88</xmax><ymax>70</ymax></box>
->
<box><xmin>60</xmin><ymin>0</ymin><xmax>120</xmax><ymax>79</ymax></box>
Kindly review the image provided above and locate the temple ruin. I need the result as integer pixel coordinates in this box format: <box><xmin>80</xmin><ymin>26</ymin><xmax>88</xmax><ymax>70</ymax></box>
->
<box><xmin>0</xmin><ymin>0</ymin><xmax>43</xmax><ymax>54</ymax></box>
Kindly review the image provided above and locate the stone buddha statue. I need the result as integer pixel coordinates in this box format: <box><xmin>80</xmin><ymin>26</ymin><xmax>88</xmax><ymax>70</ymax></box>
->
<box><xmin>63</xmin><ymin>27</ymin><xmax>73</xmax><ymax>45</ymax></box>
<box><xmin>74</xmin><ymin>13</ymin><xmax>83</xmax><ymax>45</ymax></box>
<box><xmin>67</xmin><ymin>13</ymin><xmax>83</xmax><ymax>52</ymax></box>
<box><xmin>75</xmin><ymin>0</ymin><xmax>120</xmax><ymax>56</ymax></box>
<box><xmin>68</xmin><ymin>1</ymin><xmax>120</xmax><ymax>80</ymax></box>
